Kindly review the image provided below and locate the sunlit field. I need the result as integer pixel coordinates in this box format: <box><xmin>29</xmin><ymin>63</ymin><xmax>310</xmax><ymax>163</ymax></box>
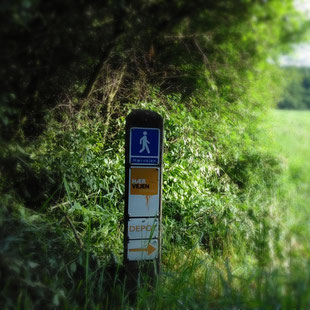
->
<box><xmin>270</xmin><ymin>110</ymin><xmax>310</xmax><ymax>251</ymax></box>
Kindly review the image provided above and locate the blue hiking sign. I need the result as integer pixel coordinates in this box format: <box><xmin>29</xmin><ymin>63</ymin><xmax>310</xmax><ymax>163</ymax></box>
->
<box><xmin>130</xmin><ymin>127</ymin><xmax>160</xmax><ymax>165</ymax></box>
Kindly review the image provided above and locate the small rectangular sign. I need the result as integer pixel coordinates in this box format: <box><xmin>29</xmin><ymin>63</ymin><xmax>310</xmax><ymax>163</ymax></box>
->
<box><xmin>128</xmin><ymin>218</ymin><xmax>158</xmax><ymax>240</ymax></box>
<box><xmin>130</xmin><ymin>167</ymin><xmax>158</xmax><ymax>195</ymax></box>
<box><xmin>128</xmin><ymin>167</ymin><xmax>160</xmax><ymax>217</ymax></box>
<box><xmin>127</xmin><ymin>239</ymin><xmax>158</xmax><ymax>261</ymax></box>
<box><xmin>130</xmin><ymin>127</ymin><xmax>160</xmax><ymax>165</ymax></box>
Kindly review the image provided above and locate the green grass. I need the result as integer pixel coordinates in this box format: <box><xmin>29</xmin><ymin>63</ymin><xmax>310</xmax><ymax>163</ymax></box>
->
<box><xmin>269</xmin><ymin>110</ymin><xmax>310</xmax><ymax>251</ymax></box>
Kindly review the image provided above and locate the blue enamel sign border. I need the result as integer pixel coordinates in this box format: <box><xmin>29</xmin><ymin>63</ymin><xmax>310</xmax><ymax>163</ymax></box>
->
<box><xmin>129</xmin><ymin>127</ymin><xmax>160</xmax><ymax>165</ymax></box>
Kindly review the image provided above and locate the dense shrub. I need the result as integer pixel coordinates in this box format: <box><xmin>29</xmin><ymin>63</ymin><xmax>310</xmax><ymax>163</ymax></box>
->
<box><xmin>22</xmin><ymin>82</ymin><xmax>281</xmax><ymax>259</ymax></box>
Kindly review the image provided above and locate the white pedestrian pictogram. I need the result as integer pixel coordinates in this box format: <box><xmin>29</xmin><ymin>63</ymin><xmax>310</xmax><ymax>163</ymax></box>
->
<box><xmin>139</xmin><ymin>131</ymin><xmax>150</xmax><ymax>154</ymax></box>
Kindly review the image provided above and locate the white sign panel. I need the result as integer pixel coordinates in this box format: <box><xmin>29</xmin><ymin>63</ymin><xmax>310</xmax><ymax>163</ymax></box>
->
<box><xmin>128</xmin><ymin>167</ymin><xmax>160</xmax><ymax>217</ymax></box>
<box><xmin>127</xmin><ymin>239</ymin><xmax>158</xmax><ymax>261</ymax></box>
<box><xmin>128</xmin><ymin>218</ymin><xmax>158</xmax><ymax>240</ymax></box>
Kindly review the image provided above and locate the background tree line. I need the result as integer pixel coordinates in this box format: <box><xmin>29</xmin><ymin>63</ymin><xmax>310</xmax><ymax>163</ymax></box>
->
<box><xmin>278</xmin><ymin>66</ymin><xmax>310</xmax><ymax>110</ymax></box>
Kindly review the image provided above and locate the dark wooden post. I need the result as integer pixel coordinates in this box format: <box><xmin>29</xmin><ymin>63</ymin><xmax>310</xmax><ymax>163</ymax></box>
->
<box><xmin>124</xmin><ymin>109</ymin><xmax>163</xmax><ymax>290</ymax></box>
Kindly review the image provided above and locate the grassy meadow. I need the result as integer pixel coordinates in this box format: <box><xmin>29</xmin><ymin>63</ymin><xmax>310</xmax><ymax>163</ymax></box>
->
<box><xmin>270</xmin><ymin>110</ymin><xmax>310</xmax><ymax>254</ymax></box>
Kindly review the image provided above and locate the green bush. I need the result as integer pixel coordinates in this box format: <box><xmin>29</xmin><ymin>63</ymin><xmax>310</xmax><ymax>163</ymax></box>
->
<box><xmin>22</xmin><ymin>86</ymin><xmax>281</xmax><ymax>261</ymax></box>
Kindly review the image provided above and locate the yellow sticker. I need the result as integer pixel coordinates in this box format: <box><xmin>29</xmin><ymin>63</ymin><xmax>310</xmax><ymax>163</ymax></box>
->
<box><xmin>130</xmin><ymin>168</ymin><xmax>158</xmax><ymax>195</ymax></box>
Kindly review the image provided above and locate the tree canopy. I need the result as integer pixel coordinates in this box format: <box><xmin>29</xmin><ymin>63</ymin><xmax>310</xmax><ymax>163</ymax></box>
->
<box><xmin>1</xmin><ymin>0</ymin><xmax>307</xmax><ymax>140</ymax></box>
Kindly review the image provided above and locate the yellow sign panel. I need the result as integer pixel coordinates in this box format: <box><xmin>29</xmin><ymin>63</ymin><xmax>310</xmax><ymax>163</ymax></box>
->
<box><xmin>130</xmin><ymin>168</ymin><xmax>158</xmax><ymax>196</ymax></box>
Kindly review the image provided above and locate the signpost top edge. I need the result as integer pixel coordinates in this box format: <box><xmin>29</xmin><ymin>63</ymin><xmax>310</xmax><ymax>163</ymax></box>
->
<box><xmin>126</xmin><ymin>110</ymin><xmax>163</xmax><ymax>130</ymax></box>
<box><xmin>130</xmin><ymin>127</ymin><xmax>160</xmax><ymax>131</ymax></box>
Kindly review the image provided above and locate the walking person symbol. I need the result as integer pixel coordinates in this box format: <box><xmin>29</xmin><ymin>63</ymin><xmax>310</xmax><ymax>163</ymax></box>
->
<box><xmin>139</xmin><ymin>131</ymin><xmax>150</xmax><ymax>154</ymax></box>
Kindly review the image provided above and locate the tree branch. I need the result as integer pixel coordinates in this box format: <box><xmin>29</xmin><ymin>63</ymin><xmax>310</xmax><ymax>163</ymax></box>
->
<box><xmin>64</xmin><ymin>213</ymin><xmax>84</xmax><ymax>250</ymax></box>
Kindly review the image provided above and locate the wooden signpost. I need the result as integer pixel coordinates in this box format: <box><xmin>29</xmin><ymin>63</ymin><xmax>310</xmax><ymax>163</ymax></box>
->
<box><xmin>124</xmin><ymin>109</ymin><xmax>163</xmax><ymax>282</ymax></box>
